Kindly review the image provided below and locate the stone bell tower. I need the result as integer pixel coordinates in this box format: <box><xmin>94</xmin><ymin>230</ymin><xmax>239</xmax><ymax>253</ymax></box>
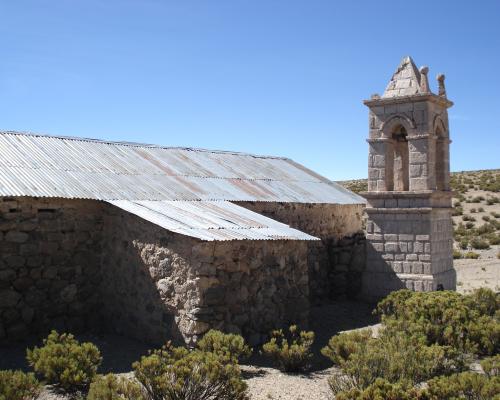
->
<box><xmin>361</xmin><ymin>56</ymin><xmax>456</xmax><ymax>300</ymax></box>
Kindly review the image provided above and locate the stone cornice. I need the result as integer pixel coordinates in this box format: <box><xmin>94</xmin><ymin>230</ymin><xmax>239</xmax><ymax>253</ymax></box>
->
<box><xmin>360</xmin><ymin>190</ymin><xmax>453</xmax><ymax>199</ymax></box>
<box><xmin>364</xmin><ymin>207</ymin><xmax>433</xmax><ymax>214</ymax></box>
<box><xmin>367</xmin><ymin>136</ymin><xmax>452</xmax><ymax>143</ymax></box>
<box><xmin>363</xmin><ymin>93</ymin><xmax>453</xmax><ymax>109</ymax></box>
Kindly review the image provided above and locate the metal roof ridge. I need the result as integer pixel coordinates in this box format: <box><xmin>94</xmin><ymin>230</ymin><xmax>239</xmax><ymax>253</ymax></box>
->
<box><xmin>0</xmin><ymin>130</ymin><xmax>288</xmax><ymax>160</ymax></box>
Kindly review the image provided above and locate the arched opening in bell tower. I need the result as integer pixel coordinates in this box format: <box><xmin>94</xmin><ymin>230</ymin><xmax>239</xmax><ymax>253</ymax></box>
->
<box><xmin>435</xmin><ymin>126</ymin><xmax>446</xmax><ymax>190</ymax></box>
<box><xmin>389</xmin><ymin>125</ymin><xmax>409</xmax><ymax>191</ymax></box>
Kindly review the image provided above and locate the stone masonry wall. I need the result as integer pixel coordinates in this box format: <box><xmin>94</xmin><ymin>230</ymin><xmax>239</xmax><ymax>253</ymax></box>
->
<box><xmin>363</xmin><ymin>194</ymin><xmax>455</xmax><ymax>300</ymax></box>
<box><xmin>0</xmin><ymin>197</ymin><xmax>103</xmax><ymax>342</ymax></box>
<box><xmin>1</xmin><ymin>197</ymin><xmax>363</xmax><ymax>345</ymax></box>
<box><xmin>191</xmin><ymin>240</ymin><xmax>309</xmax><ymax>346</ymax></box>
<box><xmin>100</xmin><ymin>205</ymin><xmax>201</xmax><ymax>345</ymax></box>
<box><xmin>100</xmin><ymin>204</ymin><xmax>310</xmax><ymax>346</ymax></box>
<box><xmin>236</xmin><ymin>202</ymin><xmax>366</xmax><ymax>302</ymax></box>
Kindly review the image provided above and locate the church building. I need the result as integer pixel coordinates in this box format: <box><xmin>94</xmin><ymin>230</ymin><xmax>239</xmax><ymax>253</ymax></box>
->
<box><xmin>0</xmin><ymin>56</ymin><xmax>454</xmax><ymax>345</ymax></box>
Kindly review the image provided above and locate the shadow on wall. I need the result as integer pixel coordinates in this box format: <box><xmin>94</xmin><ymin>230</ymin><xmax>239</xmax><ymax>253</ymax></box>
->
<box><xmin>98</xmin><ymin>206</ymin><xmax>190</xmax><ymax>346</ymax></box>
<box><xmin>362</xmin><ymin>241</ymin><xmax>457</xmax><ymax>301</ymax></box>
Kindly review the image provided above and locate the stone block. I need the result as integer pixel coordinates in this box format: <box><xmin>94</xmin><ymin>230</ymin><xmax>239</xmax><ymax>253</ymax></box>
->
<box><xmin>421</xmin><ymin>263</ymin><xmax>431</xmax><ymax>274</ymax></box>
<box><xmin>5</xmin><ymin>231</ymin><xmax>29</xmax><ymax>243</ymax></box>
<box><xmin>0</xmin><ymin>290</ymin><xmax>21</xmax><ymax>308</ymax></box>
<box><xmin>411</xmin><ymin>262</ymin><xmax>423</xmax><ymax>274</ymax></box>
<box><xmin>399</xmin><ymin>234</ymin><xmax>414</xmax><ymax>241</ymax></box>
<box><xmin>409</xmin><ymin>164</ymin><xmax>421</xmax><ymax>178</ymax></box>
<box><xmin>384</xmin><ymin>242</ymin><xmax>398</xmax><ymax>253</ymax></box>
<box><xmin>405</xmin><ymin>280</ymin><xmax>414</xmax><ymax>290</ymax></box>
<box><xmin>392</xmin><ymin>262</ymin><xmax>402</xmax><ymax>273</ymax></box>
<box><xmin>416</xmin><ymin>235</ymin><xmax>430</xmax><ymax>241</ymax></box>
<box><xmin>366</xmin><ymin>233</ymin><xmax>384</xmax><ymax>241</ymax></box>
<box><xmin>410</xmin><ymin>177</ymin><xmax>428</xmax><ymax>191</ymax></box>
<box><xmin>385</xmin><ymin>199</ymin><xmax>397</xmax><ymax>208</ymax></box>
<box><xmin>402</xmin><ymin>262</ymin><xmax>412</xmax><ymax>273</ymax></box>
<box><xmin>372</xmin><ymin>243</ymin><xmax>384</xmax><ymax>252</ymax></box>
<box><xmin>398</xmin><ymin>199</ymin><xmax>410</xmax><ymax>207</ymax></box>
<box><xmin>384</xmin><ymin>234</ymin><xmax>398</xmax><ymax>241</ymax></box>
<box><xmin>12</xmin><ymin>277</ymin><xmax>33</xmax><ymax>292</ymax></box>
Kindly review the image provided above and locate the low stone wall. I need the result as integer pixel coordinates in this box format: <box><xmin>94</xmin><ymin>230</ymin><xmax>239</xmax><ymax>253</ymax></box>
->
<box><xmin>99</xmin><ymin>204</ymin><xmax>310</xmax><ymax>346</ymax></box>
<box><xmin>236</xmin><ymin>202</ymin><xmax>366</xmax><ymax>302</ymax></box>
<box><xmin>0</xmin><ymin>197</ymin><xmax>103</xmax><ymax>342</ymax></box>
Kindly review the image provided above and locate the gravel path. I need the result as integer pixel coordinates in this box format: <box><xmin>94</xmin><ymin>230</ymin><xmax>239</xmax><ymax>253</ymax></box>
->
<box><xmin>242</xmin><ymin>365</ymin><xmax>335</xmax><ymax>400</ymax></box>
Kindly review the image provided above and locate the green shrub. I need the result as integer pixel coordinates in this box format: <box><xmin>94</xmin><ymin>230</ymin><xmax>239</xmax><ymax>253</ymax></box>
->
<box><xmin>453</xmin><ymin>249</ymin><xmax>463</xmax><ymax>259</ymax></box>
<box><xmin>467</xmin><ymin>287</ymin><xmax>500</xmax><ymax>316</ymax></box>
<box><xmin>464</xmin><ymin>251</ymin><xmax>480</xmax><ymax>259</ymax></box>
<box><xmin>327</xmin><ymin>327</ymin><xmax>467</xmax><ymax>389</ymax></box>
<box><xmin>321</xmin><ymin>329</ymin><xmax>372</xmax><ymax>365</ymax></box>
<box><xmin>0</xmin><ymin>370</ymin><xmax>42</xmax><ymax>400</ymax></box>
<box><xmin>481</xmin><ymin>355</ymin><xmax>500</xmax><ymax>377</ymax></box>
<box><xmin>87</xmin><ymin>374</ymin><xmax>145</xmax><ymax>400</ymax></box>
<box><xmin>424</xmin><ymin>372</ymin><xmax>500</xmax><ymax>400</ymax></box>
<box><xmin>483</xmin><ymin>215</ymin><xmax>491</xmax><ymax>222</ymax></box>
<box><xmin>26</xmin><ymin>330</ymin><xmax>102</xmax><ymax>391</ymax></box>
<box><xmin>477</xmin><ymin>223</ymin><xmax>496</xmax><ymax>235</ymax></box>
<box><xmin>375</xmin><ymin>289</ymin><xmax>499</xmax><ymax>356</ymax></box>
<box><xmin>466</xmin><ymin>221</ymin><xmax>475</xmax><ymax>229</ymax></box>
<box><xmin>373</xmin><ymin>289</ymin><xmax>414</xmax><ymax>319</ymax></box>
<box><xmin>197</xmin><ymin>330</ymin><xmax>251</xmax><ymax>362</ymax></box>
<box><xmin>486</xmin><ymin>195</ymin><xmax>500</xmax><ymax>204</ymax></box>
<box><xmin>463</xmin><ymin>215</ymin><xmax>476</xmax><ymax>222</ymax></box>
<box><xmin>491</xmin><ymin>211</ymin><xmax>500</xmax><ymax>218</ymax></box>
<box><xmin>478</xmin><ymin>207</ymin><xmax>485</xmax><ymax>212</ymax></box>
<box><xmin>459</xmin><ymin>239</ymin><xmax>469</xmax><ymax>250</ymax></box>
<box><xmin>133</xmin><ymin>342</ymin><xmax>248</xmax><ymax>400</ymax></box>
<box><xmin>452</xmin><ymin>206</ymin><xmax>464</xmax><ymax>216</ymax></box>
<box><xmin>471</xmin><ymin>208</ymin><xmax>477</xmax><ymax>213</ymax></box>
<box><xmin>471</xmin><ymin>238</ymin><xmax>490</xmax><ymax>249</ymax></box>
<box><xmin>262</xmin><ymin>325</ymin><xmax>314</xmax><ymax>372</ymax></box>
<box><xmin>333</xmin><ymin>378</ymin><xmax>423</xmax><ymax>400</ymax></box>
<box><xmin>490</xmin><ymin>235</ymin><xmax>500</xmax><ymax>245</ymax></box>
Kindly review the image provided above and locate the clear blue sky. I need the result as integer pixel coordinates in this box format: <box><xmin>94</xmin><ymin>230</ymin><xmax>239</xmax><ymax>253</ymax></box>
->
<box><xmin>1</xmin><ymin>1</ymin><xmax>499</xmax><ymax>180</ymax></box>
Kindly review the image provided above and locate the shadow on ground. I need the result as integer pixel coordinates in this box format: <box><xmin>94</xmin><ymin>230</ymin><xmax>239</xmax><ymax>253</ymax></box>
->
<box><xmin>0</xmin><ymin>333</ymin><xmax>151</xmax><ymax>373</ymax></box>
<box><xmin>244</xmin><ymin>300</ymin><xmax>379</xmax><ymax>372</ymax></box>
<box><xmin>0</xmin><ymin>300</ymin><xmax>378</xmax><ymax>374</ymax></box>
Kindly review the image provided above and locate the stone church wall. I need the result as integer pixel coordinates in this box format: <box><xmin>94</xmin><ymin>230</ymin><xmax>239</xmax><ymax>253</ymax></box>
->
<box><xmin>236</xmin><ymin>202</ymin><xmax>366</xmax><ymax>302</ymax></box>
<box><xmin>100</xmin><ymin>204</ymin><xmax>309</xmax><ymax>346</ymax></box>
<box><xmin>0</xmin><ymin>197</ymin><xmax>103</xmax><ymax>342</ymax></box>
<box><xmin>0</xmin><ymin>196</ymin><xmax>363</xmax><ymax>345</ymax></box>
<box><xmin>0</xmin><ymin>197</ymin><xmax>312</xmax><ymax>345</ymax></box>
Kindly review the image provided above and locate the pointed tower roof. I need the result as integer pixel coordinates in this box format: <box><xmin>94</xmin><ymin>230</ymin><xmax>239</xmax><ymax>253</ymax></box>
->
<box><xmin>382</xmin><ymin>56</ymin><xmax>423</xmax><ymax>98</ymax></box>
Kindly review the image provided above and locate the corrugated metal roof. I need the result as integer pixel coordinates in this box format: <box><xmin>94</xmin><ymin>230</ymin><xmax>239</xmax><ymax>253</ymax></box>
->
<box><xmin>108</xmin><ymin>200</ymin><xmax>319</xmax><ymax>241</ymax></box>
<box><xmin>0</xmin><ymin>131</ymin><xmax>364</xmax><ymax>204</ymax></box>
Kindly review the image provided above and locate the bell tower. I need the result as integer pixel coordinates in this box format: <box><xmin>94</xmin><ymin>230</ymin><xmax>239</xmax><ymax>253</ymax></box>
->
<box><xmin>361</xmin><ymin>56</ymin><xmax>456</xmax><ymax>299</ymax></box>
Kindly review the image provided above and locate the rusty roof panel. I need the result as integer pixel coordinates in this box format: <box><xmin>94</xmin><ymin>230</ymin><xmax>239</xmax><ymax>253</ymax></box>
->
<box><xmin>0</xmin><ymin>131</ymin><xmax>365</xmax><ymax>204</ymax></box>
<box><xmin>108</xmin><ymin>200</ymin><xmax>319</xmax><ymax>241</ymax></box>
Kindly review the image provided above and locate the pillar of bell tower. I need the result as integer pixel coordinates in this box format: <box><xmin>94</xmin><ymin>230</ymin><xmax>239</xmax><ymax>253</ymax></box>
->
<box><xmin>361</xmin><ymin>56</ymin><xmax>456</xmax><ymax>300</ymax></box>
